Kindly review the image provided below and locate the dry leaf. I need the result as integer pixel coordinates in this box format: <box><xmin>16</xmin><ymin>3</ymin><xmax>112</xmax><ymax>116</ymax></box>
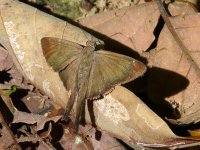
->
<box><xmin>39</xmin><ymin>122</ymin><xmax>52</xmax><ymax>139</ymax></box>
<box><xmin>38</xmin><ymin>142</ymin><xmax>55</xmax><ymax>150</ymax></box>
<box><xmin>0</xmin><ymin>47</ymin><xmax>13</xmax><ymax>71</ymax></box>
<box><xmin>148</xmin><ymin>10</ymin><xmax>200</xmax><ymax>124</ymax></box>
<box><xmin>0</xmin><ymin>46</ymin><xmax>23</xmax><ymax>89</ymax></box>
<box><xmin>79</xmin><ymin>125</ymin><xmax>125</xmax><ymax>150</ymax></box>
<box><xmin>59</xmin><ymin>128</ymin><xmax>94</xmax><ymax>150</ymax></box>
<box><xmin>0</xmin><ymin>125</ymin><xmax>15</xmax><ymax>149</ymax></box>
<box><xmin>79</xmin><ymin>1</ymin><xmax>159</xmax><ymax>54</ymax></box>
<box><xmin>13</xmin><ymin>111</ymin><xmax>61</xmax><ymax>131</ymax></box>
<box><xmin>188</xmin><ymin>129</ymin><xmax>200</xmax><ymax>138</ymax></box>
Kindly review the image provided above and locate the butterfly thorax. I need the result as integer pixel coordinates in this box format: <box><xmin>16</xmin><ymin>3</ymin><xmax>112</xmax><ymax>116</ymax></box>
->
<box><xmin>84</xmin><ymin>41</ymin><xmax>97</xmax><ymax>54</ymax></box>
<box><xmin>86</xmin><ymin>40</ymin><xmax>96</xmax><ymax>49</ymax></box>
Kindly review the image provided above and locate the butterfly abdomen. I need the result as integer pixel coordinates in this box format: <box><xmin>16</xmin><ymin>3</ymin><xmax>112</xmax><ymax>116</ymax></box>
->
<box><xmin>77</xmin><ymin>48</ymin><xmax>94</xmax><ymax>91</ymax></box>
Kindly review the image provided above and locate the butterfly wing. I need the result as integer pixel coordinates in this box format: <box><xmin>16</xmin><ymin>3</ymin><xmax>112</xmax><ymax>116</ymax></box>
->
<box><xmin>41</xmin><ymin>37</ymin><xmax>83</xmax><ymax>123</ymax></box>
<box><xmin>59</xmin><ymin>58</ymin><xmax>80</xmax><ymax>122</ymax></box>
<box><xmin>86</xmin><ymin>50</ymin><xmax>146</xmax><ymax>98</ymax></box>
<box><xmin>41</xmin><ymin>37</ymin><xmax>83</xmax><ymax>72</ymax></box>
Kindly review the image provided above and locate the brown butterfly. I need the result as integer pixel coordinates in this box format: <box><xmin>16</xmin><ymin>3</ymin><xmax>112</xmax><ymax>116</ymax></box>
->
<box><xmin>41</xmin><ymin>37</ymin><xmax>146</xmax><ymax>133</ymax></box>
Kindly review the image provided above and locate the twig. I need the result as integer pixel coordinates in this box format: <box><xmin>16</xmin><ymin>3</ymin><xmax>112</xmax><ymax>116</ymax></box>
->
<box><xmin>156</xmin><ymin>0</ymin><xmax>200</xmax><ymax>78</ymax></box>
<box><xmin>170</xmin><ymin>141</ymin><xmax>200</xmax><ymax>149</ymax></box>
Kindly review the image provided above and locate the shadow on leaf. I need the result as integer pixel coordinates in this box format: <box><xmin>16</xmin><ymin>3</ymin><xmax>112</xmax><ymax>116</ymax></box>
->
<box><xmin>148</xmin><ymin>67</ymin><xmax>189</xmax><ymax>99</ymax></box>
<box><xmin>147</xmin><ymin>67</ymin><xmax>189</xmax><ymax>119</ymax></box>
<box><xmin>0</xmin><ymin>70</ymin><xmax>12</xmax><ymax>84</ymax></box>
<box><xmin>10</xmin><ymin>89</ymin><xmax>30</xmax><ymax>113</ymax></box>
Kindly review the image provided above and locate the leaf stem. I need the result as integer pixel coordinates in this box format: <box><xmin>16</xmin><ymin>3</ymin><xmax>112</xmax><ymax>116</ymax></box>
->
<box><xmin>156</xmin><ymin>0</ymin><xmax>200</xmax><ymax>78</ymax></box>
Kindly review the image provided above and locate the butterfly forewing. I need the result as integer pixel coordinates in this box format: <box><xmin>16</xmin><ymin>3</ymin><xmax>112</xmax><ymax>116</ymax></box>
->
<box><xmin>59</xmin><ymin>58</ymin><xmax>80</xmax><ymax>91</ymax></box>
<box><xmin>86</xmin><ymin>50</ymin><xmax>146</xmax><ymax>98</ymax></box>
<box><xmin>41</xmin><ymin>37</ymin><xmax>83</xmax><ymax>72</ymax></box>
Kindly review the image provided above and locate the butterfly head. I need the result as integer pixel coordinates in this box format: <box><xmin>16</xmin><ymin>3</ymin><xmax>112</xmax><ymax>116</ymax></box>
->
<box><xmin>86</xmin><ymin>40</ymin><xmax>96</xmax><ymax>49</ymax></box>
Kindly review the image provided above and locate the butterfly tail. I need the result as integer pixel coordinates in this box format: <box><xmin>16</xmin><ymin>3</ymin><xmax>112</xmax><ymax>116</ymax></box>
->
<box><xmin>73</xmin><ymin>94</ymin><xmax>86</xmax><ymax>133</ymax></box>
<box><xmin>63</xmin><ymin>92</ymin><xmax>77</xmax><ymax>122</ymax></box>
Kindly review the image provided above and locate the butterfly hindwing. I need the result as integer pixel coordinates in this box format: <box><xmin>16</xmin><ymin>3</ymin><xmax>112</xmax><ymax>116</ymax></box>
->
<box><xmin>86</xmin><ymin>50</ymin><xmax>146</xmax><ymax>98</ymax></box>
<box><xmin>59</xmin><ymin>58</ymin><xmax>80</xmax><ymax>121</ymax></box>
<box><xmin>41</xmin><ymin>37</ymin><xmax>83</xmax><ymax>72</ymax></box>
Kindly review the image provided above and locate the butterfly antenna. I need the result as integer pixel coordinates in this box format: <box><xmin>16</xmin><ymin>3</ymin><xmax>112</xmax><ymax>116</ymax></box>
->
<box><xmin>58</xmin><ymin>22</ymin><xmax>68</xmax><ymax>51</ymax></box>
<box><xmin>78</xmin><ymin>22</ymin><xmax>92</xmax><ymax>42</ymax></box>
<box><xmin>78</xmin><ymin>21</ymin><xmax>103</xmax><ymax>46</ymax></box>
<box><xmin>61</xmin><ymin>22</ymin><xmax>68</xmax><ymax>41</ymax></box>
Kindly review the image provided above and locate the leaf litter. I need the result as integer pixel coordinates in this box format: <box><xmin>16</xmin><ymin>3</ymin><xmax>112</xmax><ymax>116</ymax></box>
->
<box><xmin>1</xmin><ymin>0</ymin><xmax>200</xmax><ymax>149</ymax></box>
<box><xmin>0</xmin><ymin>45</ymin><xmax>63</xmax><ymax>149</ymax></box>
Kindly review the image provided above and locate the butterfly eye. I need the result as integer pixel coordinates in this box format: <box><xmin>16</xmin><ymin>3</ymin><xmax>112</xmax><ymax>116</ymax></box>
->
<box><xmin>86</xmin><ymin>41</ymin><xmax>96</xmax><ymax>48</ymax></box>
